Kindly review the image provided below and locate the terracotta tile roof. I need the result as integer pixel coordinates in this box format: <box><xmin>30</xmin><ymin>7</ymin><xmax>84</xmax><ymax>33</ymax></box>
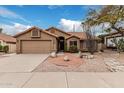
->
<box><xmin>66</xmin><ymin>35</ymin><xmax>80</xmax><ymax>40</ymax></box>
<box><xmin>68</xmin><ymin>32</ymin><xmax>99</xmax><ymax>40</ymax></box>
<box><xmin>0</xmin><ymin>33</ymin><xmax>16</xmax><ymax>43</ymax></box>
<box><xmin>46</xmin><ymin>27</ymin><xmax>71</xmax><ymax>35</ymax></box>
<box><xmin>43</xmin><ymin>30</ymin><xmax>58</xmax><ymax>37</ymax></box>
<box><xmin>14</xmin><ymin>26</ymin><xmax>58</xmax><ymax>38</ymax></box>
<box><xmin>67</xmin><ymin>32</ymin><xmax>87</xmax><ymax>40</ymax></box>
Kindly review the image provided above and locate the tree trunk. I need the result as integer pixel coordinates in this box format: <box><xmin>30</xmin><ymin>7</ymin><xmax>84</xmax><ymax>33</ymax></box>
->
<box><xmin>112</xmin><ymin>26</ymin><xmax>124</xmax><ymax>36</ymax></box>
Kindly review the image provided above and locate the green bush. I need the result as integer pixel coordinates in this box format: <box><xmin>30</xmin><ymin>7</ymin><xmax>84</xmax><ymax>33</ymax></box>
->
<box><xmin>0</xmin><ymin>44</ymin><xmax>3</xmax><ymax>51</ymax></box>
<box><xmin>3</xmin><ymin>45</ymin><xmax>9</xmax><ymax>53</ymax></box>
<box><xmin>112</xmin><ymin>38</ymin><xmax>124</xmax><ymax>52</ymax></box>
<box><xmin>64</xmin><ymin>43</ymin><xmax>68</xmax><ymax>52</ymax></box>
<box><xmin>69</xmin><ymin>45</ymin><xmax>78</xmax><ymax>53</ymax></box>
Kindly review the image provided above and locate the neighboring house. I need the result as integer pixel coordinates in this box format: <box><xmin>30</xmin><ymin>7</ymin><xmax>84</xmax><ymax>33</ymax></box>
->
<box><xmin>14</xmin><ymin>26</ymin><xmax>99</xmax><ymax>54</ymax></box>
<box><xmin>0</xmin><ymin>33</ymin><xmax>16</xmax><ymax>53</ymax></box>
<box><xmin>100</xmin><ymin>30</ymin><xmax>124</xmax><ymax>49</ymax></box>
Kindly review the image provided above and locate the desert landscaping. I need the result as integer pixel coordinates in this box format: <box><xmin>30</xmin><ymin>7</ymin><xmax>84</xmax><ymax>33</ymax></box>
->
<box><xmin>33</xmin><ymin>50</ymin><xmax>124</xmax><ymax>72</ymax></box>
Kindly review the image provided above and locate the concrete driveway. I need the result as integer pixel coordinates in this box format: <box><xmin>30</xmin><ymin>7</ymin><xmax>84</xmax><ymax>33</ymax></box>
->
<box><xmin>0</xmin><ymin>72</ymin><xmax>124</xmax><ymax>88</ymax></box>
<box><xmin>0</xmin><ymin>54</ymin><xmax>124</xmax><ymax>88</ymax></box>
<box><xmin>0</xmin><ymin>54</ymin><xmax>49</xmax><ymax>72</ymax></box>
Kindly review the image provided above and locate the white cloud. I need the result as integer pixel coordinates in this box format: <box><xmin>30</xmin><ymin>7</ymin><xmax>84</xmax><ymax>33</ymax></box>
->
<box><xmin>115</xmin><ymin>21</ymin><xmax>124</xmax><ymax>29</ymax></box>
<box><xmin>48</xmin><ymin>5</ymin><xmax>63</xmax><ymax>9</ymax></box>
<box><xmin>0</xmin><ymin>6</ymin><xmax>30</xmax><ymax>23</ymax></box>
<box><xmin>58</xmin><ymin>18</ymin><xmax>112</xmax><ymax>36</ymax></box>
<box><xmin>89</xmin><ymin>22</ymin><xmax>111</xmax><ymax>36</ymax></box>
<box><xmin>58</xmin><ymin>18</ymin><xmax>83</xmax><ymax>32</ymax></box>
<box><xmin>0</xmin><ymin>23</ymin><xmax>31</xmax><ymax>35</ymax></box>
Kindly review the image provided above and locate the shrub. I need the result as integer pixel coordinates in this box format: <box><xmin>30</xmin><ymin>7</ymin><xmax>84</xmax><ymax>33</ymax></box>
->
<box><xmin>64</xmin><ymin>43</ymin><xmax>68</xmax><ymax>52</ymax></box>
<box><xmin>3</xmin><ymin>45</ymin><xmax>9</xmax><ymax>53</ymax></box>
<box><xmin>0</xmin><ymin>44</ymin><xmax>3</xmax><ymax>51</ymax></box>
<box><xmin>112</xmin><ymin>38</ymin><xmax>124</xmax><ymax>52</ymax></box>
<box><xmin>69</xmin><ymin>45</ymin><xmax>78</xmax><ymax>53</ymax></box>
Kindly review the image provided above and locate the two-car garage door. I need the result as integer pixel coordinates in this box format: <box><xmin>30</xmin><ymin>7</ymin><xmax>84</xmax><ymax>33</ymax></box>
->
<box><xmin>21</xmin><ymin>40</ymin><xmax>51</xmax><ymax>53</ymax></box>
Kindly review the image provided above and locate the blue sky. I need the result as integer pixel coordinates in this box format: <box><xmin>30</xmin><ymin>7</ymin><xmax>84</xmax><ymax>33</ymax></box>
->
<box><xmin>0</xmin><ymin>5</ymin><xmax>102</xmax><ymax>35</ymax></box>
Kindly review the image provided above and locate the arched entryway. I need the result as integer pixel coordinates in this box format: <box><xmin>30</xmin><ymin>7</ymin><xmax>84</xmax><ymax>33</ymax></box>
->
<box><xmin>58</xmin><ymin>36</ymin><xmax>65</xmax><ymax>51</ymax></box>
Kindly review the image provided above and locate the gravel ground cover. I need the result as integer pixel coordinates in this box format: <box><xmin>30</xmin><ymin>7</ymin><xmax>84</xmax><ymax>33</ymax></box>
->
<box><xmin>34</xmin><ymin>51</ymin><xmax>113</xmax><ymax>72</ymax></box>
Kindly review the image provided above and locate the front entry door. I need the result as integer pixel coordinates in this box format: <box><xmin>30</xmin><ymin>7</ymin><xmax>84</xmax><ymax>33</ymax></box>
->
<box><xmin>59</xmin><ymin>37</ymin><xmax>64</xmax><ymax>51</ymax></box>
<box><xmin>60</xmin><ymin>39</ymin><xmax>64</xmax><ymax>50</ymax></box>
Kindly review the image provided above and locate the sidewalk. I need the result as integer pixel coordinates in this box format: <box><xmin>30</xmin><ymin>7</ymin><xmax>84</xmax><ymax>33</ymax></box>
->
<box><xmin>0</xmin><ymin>72</ymin><xmax>124</xmax><ymax>88</ymax></box>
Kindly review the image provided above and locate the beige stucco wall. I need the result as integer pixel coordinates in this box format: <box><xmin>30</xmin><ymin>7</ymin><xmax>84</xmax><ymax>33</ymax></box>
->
<box><xmin>80</xmin><ymin>40</ymin><xmax>87</xmax><ymax>51</ymax></box>
<box><xmin>0</xmin><ymin>40</ymin><xmax>16</xmax><ymax>53</ymax></box>
<box><xmin>16</xmin><ymin>29</ymin><xmax>57</xmax><ymax>53</ymax></box>
<box><xmin>6</xmin><ymin>43</ymin><xmax>16</xmax><ymax>53</ymax></box>
<box><xmin>98</xmin><ymin>43</ymin><xmax>103</xmax><ymax>51</ymax></box>
<box><xmin>80</xmin><ymin>40</ymin><xmax>98</xmax><ymax>52</ymax></box>
<box><xmin>66</xmin><ymin>37</ymin><xmax>80</xmax><ymax>50</ymax></box>
<box><xmin>0</xmin><ymin>40</ymin><xmax>6</xmax><ymax>46</ymax></box>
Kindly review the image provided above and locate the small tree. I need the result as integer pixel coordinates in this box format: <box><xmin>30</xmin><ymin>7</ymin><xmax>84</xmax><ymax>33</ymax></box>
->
<box><xmin>83</xmin><ymin>5</ymin><xmax>124</xmax><ymax>53</ymax></box>
<box><xmin>112</xmin><ymin>38</ymin><xmax>124</xmax><ymax>52</ymax></box>
<box><xmin>82</xmin><ymin>22</ymin><xmax>97</xmax><ymax>54</ymax></box>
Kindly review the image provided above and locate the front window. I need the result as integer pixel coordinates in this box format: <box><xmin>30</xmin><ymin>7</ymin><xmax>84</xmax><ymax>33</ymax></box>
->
<box><xmin>70</xmin><ymin>41</ymin><xmax>77</xmax><ymax>46</ymax></box>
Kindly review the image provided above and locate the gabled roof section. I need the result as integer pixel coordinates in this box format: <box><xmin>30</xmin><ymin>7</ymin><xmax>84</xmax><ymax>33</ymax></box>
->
<box><xmin>14</xmin><ymin>26</ymin><xmax>58</xmax><ymax>38</ymax></box>
<box><xmin>0</xmin><ymin>33</ymin><xmax>16</xmax><ymax>43</ymax></box>
<box><xmin>67</xmin><ymin>32</ymin><xmax>87</xmax><ymax>40</ymax></box>
<box><xmin>68</xmin><ymin>32</ymin><xmax>99</xmax><ymax>40</ymax></box>
<box><xmin>46</xmin><ymin>27</ymin><xmax>71</xmax><ymax>36</ymax></box>
<box><xmin>66</xmin><ymin>35</ymin><xmax>80</xmax><ymax>40</ymax></box>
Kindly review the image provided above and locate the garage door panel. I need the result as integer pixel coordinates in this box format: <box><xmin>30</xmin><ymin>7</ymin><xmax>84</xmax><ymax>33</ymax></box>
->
<box><xmin>21</xmin><ymin>40</ymin><xmax>51</xmax><ymax>53</ymax></box>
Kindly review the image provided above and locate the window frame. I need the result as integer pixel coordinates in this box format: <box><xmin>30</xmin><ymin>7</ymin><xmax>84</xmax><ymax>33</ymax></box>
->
<box><xmin>70</xmin><ymin>40</ymin><xmax>77</xmax><ymax>46</ymax></box>
<box><xmin>31</xmin><ymin>29</ymin><xmax>40</xmax><ymax>38</ymax></box>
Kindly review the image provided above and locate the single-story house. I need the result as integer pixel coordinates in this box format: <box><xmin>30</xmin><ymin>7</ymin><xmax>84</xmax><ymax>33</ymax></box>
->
<box><xmin>0</xmin><ymin>33</ymin><xmax>16</xmax><ymax>53</ymax></box>
<box><xmin>99</xmin><ymin>30</ymin><xmax>124</xmax><ymax>49</ymax></box>
<box><xmin>14</xmin><ymin>26</ymin><xmax>99</xmax><ymax>54</ymax></box>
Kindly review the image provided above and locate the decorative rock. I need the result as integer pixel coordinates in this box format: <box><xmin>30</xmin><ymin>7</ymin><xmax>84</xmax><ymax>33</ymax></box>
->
<box><xmin>87</xmin><ymin>55</ymin><xmax>94</xmax><ymax>59</ymax></box>
<box><xmin>90</xmin><ymin>55</ymin><xmax>94</xmax><ymax>59</ymax></box>
<box><xmin>50</xmin><ymin>52</ymin><xmax>56</xmax><ymax>58</ymax></box>
<box><xmin>87</xmin><ymin>55</ymin><xmax>90</xmax><ymax>59</ymax></box>
<box><xmin>98</xmin><ymin>51</ymin><xmax>102</xmax><ymax>54</ymax></box>
<box><xmin>78</xmin><ymin>51</ymin><xmax>82</xmax><ymax>58</ymax></box>
<box><xmin>64</xmin><ymin>56</ymin><xmax>69</xmax><ymax>61</ymax></box>
<box><xmin>85</xmin><ymin>55</ymin><xmax>88</xmax><ymax>59</ymax></box>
